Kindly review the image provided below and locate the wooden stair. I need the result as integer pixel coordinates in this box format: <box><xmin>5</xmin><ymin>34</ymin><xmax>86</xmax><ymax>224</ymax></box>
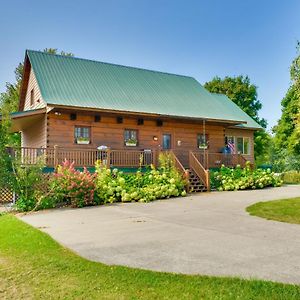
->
<box><xmin>187</xmin><ymin>169</ymin><xmax>207</xmax><ymax>193</ymax></box>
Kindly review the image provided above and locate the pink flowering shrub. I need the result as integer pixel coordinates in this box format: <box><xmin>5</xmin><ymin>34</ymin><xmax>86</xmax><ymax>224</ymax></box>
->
<box><xmin>50</xmin><ymin>160</ymin><xmax>97</xmax><ymax>207</ymax></box>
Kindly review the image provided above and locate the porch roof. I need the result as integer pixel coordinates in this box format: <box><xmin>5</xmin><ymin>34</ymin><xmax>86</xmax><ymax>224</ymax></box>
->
<box><xmin>1</xmin><ymin>108</ymin><xmax>46</xmax><ymax>132</ymax></box>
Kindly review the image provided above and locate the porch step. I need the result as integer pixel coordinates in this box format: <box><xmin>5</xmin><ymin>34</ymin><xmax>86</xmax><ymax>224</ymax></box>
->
<box><xmin>186</xmin><ymin>169</ymin><xmax>207</xmax><ymax>193</ymax></box>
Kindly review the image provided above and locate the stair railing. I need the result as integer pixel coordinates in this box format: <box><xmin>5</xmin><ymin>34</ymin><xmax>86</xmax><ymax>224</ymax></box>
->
<box><xmin>189</xmin><ymin>151</ymin><xmax>210</xmax><ymax>191</ymax></box>
<box><xmin>167</xmin><ymin>150</ymin><xmax>190</xmax><ymax>191</ymax></box>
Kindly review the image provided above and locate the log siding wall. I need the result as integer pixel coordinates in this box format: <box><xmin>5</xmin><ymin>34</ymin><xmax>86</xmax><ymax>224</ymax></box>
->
<box><xmin>47</xmin><ymin>111</ymin><xmax>227</xmax><ymax>154</ymax></box>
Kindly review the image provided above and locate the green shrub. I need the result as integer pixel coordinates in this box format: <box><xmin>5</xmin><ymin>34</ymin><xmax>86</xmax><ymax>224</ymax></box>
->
<box><xmin>282</xmin><ymin>171</ymin><xmax>300</xmax><ymax>184</ymax></box>
<box><xmin>12</xmin><ymin>158</ymin><xmax>46</xmax><ymax>212</ymax></box>
<box><xmin>212</xmin><ymin>162</ymin><xmax>282</xmax><ymax>191</ymax></box>
<box><xmin>95</xmin><ymin>153</ymin><xmax>187</xmax><ymax>203</ymax></box>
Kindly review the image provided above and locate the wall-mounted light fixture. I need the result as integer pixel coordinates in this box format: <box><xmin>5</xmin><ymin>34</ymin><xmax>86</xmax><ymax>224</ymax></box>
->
<box><xmin>153</xmin><ymin>136</ymin><xmax>158</xmax><ymax>141</ymax></box>
<box><xmin>54</xmin><ymin>111</ymin><xmax>62</xmax><ymax>116</ymax></box>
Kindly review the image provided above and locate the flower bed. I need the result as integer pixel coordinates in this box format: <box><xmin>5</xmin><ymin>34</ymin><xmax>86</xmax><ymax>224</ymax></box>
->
<box><xmin>16</xmin><ymin>153</ymin><xmax>188</xmax><ymax>211</ymax></box>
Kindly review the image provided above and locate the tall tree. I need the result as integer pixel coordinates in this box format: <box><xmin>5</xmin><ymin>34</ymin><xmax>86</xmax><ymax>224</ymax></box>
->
<box><xmin>204</xmin><ymin>75</ymin><xmax>269</xmax><ymax>162</ymax></box>
<box><xmin>273</xmin><ymin>43</ymin><xmax>300</xmax><ymax>159</ymax></box>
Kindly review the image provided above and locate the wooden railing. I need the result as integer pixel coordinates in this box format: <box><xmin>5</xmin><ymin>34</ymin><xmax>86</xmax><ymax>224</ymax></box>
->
<box><xmin>8</xmin><ymin>147</ymin><xmax>156</xmax><ymax>168</ymax></box>
<box><xmin>193</xmin><ymin>151</ymin><xmax>248</xmax><ymax>169</ymax></box>
<box><xmin>110</xmin><ymin>150</ymin><xmax>154</xmax><ymax>167</ymax></box>
<box><xmin>8</xmin><ymin>147</ymin><xmax>48</xmax><ymax>165</ymax></box>
<box><xmin>7</xmin><ymin>147</ymin><xmax>249</xmax><ymax>173</ymax></box>
<box><xmin>189</xmin><ymin>151</ymin><xmax>210</xmax><ymax>191</ymax></box>
<box><xmin>168</xmin><ymin>150</ymin><xmax>187</xmax><ymax>175</ymax></box>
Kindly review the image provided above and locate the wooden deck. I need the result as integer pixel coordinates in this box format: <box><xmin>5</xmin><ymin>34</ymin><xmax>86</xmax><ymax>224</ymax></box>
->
<box><xmin>7</xmin><ymin>147</ymin><xmax>249</xmax><ymax>193</ymax></box>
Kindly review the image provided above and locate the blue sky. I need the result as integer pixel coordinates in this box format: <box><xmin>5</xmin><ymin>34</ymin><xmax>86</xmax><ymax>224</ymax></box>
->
<box><xmin>1</xmin><ymin>0</ymin><xmax>299</xmax><ymax>130</ymax></box>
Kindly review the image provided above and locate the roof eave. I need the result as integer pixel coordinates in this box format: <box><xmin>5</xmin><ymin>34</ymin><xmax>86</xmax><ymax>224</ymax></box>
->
<box><xmin>47</xmin><ymin>104</ymin><xmax>247</xmax><ymax>125</ymax></box>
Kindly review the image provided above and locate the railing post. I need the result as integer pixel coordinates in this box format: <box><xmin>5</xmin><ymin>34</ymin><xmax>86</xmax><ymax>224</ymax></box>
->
<box><xmin>206</xmin><ymin>170</ymin><xmax>211</xmax><ymax>192</ymax></box>
<box><xmin>54</xmin><ymin>145</ymin><xmax>58</xmax><ymax>167</ymax></box>
<box><xmin>152</xmin><ymin>149</ymin><xmax>156</xmax><ymax>167</ymax></box>
<box><xmin>156</xmin><ymin>148</ymin><xmax>161</xmax><ymax>167</ymax></box>
<box><xmin>106</xmin><ymin>149</ymin><xmax>111</xmax><ymax>168</ymax></box>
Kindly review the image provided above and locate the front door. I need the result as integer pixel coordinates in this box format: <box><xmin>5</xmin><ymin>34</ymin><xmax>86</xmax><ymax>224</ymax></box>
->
<box><xmin>162</xmin><ymin>134</ymin><xmax>171</xmax><ymax>150</ymax></box>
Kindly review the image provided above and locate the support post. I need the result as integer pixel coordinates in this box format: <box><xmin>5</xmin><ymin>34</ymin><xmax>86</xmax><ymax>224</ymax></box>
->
<box><xmin>54</xmin><ymin>145</ymin><xmax>58</xmax><ymax>167</ymax></box>
<box><xmin>106</xmin><ymin>149</ymin><xmax>111</xmax><ymax>168</ymax></box>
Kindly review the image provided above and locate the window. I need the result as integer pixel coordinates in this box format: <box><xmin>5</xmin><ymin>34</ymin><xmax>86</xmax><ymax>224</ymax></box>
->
<box><xmin>197</xmin><ymin>134</ymin><xmax>209</xmax><ymax>149</ymax></box>
<box><xmin>74</xmin><ymin>126</ymin><xmax>91</xmax><ymax>144</ymax></box>
<box><xmin>124</xmin><ymin>129</ymin><xmax>138</xmax><ymax>146</ymax></box>
<box><xmin>30</xmin><ymin>89</ymin><xmax>34</xmax><ymax>106</ymax></box>
<box><xmin>243</xmin><ymin>137</ymin><xmax>250</xmax><ymax>155</ymax></box>
<box><xmin>236</xmin><ymin>137</ymin><xmax>250</xmax><ymax>155</ymax></box>
<box><xmin>162</xmin><ymin>134</ymin><xmax>171</xmax><ymax>149</ymax></box>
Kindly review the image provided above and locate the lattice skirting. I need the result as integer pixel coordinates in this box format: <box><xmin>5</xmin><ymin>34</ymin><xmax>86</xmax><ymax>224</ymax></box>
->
<box><xmin>0</xmin><ymin>173</ymin><xmax>52</xmax><ymax>204</ymax></box>
<box><xmin>0</xmin><ymin>187</ymin><xmax>15</xmax><ymax>203</ymax></box>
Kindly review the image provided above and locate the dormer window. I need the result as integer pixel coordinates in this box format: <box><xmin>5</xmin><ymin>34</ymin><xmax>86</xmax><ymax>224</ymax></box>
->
<box><xmin>30</xmin><ymin>89</ymin><xmax>34</xmax><ymax>106</ymax></box>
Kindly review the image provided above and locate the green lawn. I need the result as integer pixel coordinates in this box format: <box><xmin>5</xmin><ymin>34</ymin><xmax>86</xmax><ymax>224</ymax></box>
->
<box><xmin>0</xmin><ymin>214</ymin><xmax>300</xmax><ymax>299</ymax></box>
<box><xmin>247</xmin><ymin>197</ymin><xmax>300</xmax><ymax>224</ymax></box>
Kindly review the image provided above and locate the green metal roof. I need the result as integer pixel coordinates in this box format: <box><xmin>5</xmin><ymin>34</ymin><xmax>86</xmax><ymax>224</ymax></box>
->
<box><xmin>211</xmin><ymin>93</ymin><xmax>262</xmax><ymax>129</ymax></box>
<box><xmin>26</xmin><ymin>50</ymin><xmax>257</xmax><ymax>126</ymax></box>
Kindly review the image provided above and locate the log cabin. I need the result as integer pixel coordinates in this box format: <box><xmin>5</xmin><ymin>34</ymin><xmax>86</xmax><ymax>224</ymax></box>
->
<box><xmin>7</xmin><ymin>50</ymin><xmax>262</xmax><ymax>191</ymax></box>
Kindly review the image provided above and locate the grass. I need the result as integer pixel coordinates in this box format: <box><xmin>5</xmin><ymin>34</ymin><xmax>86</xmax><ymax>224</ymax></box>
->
<box><xmin>247</xmin><ymin>197</ymin><xmax>300</xmax><ymax>224</ymax></box>
<box><xmin>0</xmin><ymin>214</ymin><xmax>300</xmax><ymax>299</ymax></box>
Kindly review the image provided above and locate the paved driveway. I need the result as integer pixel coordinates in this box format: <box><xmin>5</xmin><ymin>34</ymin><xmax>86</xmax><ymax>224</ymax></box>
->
<box><xmin>21</xmin><ymin>185</ymin><xmax>300</xmax><ymax>284</ymax></box>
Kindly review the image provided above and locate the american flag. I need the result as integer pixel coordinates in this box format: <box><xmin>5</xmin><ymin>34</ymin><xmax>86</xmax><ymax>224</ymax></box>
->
<box><xmin>228</xmin><ymin>142</ymin><xmax>235</xmax><ymax>153</ymax></box>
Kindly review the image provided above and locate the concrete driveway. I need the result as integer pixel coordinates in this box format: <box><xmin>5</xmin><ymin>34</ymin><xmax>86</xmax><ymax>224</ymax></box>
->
<box><xmin>21</xmin><ymin>185</ymin><xmax>300</xmax><ymax>284</ymax></box>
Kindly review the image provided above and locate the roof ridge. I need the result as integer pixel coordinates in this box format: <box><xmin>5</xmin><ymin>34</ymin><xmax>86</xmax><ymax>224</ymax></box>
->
<box><xmin>26</xmin><ymin>49</ymin><xmax>195</xmax><ymax>80</ymax></box>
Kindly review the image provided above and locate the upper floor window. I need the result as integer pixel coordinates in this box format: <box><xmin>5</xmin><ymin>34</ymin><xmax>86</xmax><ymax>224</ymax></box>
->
<box><xmin>30</xmin><ymin>89</ymin><xmax>34</xmax><ymax>106</ymax></box>
<box><xmin>74</xmin><ymin>126</ymin><xmax>91</xmax><ymax>144</ymax></box>
<box><xmin>197</xmin><ymin>134</ymin><xmax>209</xmax><ymax>149</ymax></box>
<box><xmin>124</xmin><ymin>129</ymin><xmax>138</xmax><ymax>146</ymax></box>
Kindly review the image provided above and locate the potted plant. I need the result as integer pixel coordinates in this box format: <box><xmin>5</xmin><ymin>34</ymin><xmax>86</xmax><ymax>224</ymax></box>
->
<box><xmin>76</xmin><ymin>137</ymin><xmax>90</xmax><ymax>145</ymax></box>
<box><xmin>125</xmin><ymin>138</ymin><xmax>137</xmax><ymax>146</ymax></box>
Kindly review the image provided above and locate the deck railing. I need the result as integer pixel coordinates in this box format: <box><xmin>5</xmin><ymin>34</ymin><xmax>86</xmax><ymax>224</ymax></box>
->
<box><xmin>7</xmin><ymin>147</ymin><xmax>156</xmax><ymax>168</ymax></box>
<box><xmin>7</xmin><ymin>147</ymin><xmax>249</xmax><ymax>171</ymax></box>
<box><xmin>192</xmin><ymin>150</ymin><xmax>248</xmax><ymax>169</ymax></box>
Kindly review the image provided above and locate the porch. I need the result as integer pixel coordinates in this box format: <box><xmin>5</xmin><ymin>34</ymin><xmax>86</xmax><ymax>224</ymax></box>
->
<box><xmin>8</xmin><ymin>147</ymin><xmax>249</xmax><ymax>193</ymax></box>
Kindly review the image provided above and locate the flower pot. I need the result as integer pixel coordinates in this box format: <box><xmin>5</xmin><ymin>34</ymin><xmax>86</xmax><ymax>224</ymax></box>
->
<box><xmin>125</xmin><ymin>142</ymin><xmax>137</xmax><ymax>147</ymax></box>
<box><xmin>77</xmin><ymin>139</ymin><xmax>90</xmax><ymax>145</ymax></box>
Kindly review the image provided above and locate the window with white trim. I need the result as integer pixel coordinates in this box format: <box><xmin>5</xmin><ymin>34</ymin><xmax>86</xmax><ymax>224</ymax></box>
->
<box><xmin>236</xmin><ymin>137</ymin><xmax>250</xmax><ymax>155</ymax></box>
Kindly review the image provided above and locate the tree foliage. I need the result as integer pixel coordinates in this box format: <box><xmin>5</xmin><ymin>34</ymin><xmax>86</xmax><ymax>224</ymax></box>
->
<box><xmin>273</xmin><ymin>42</ymin><xmax>300</xmax><ymax>170</ymax></box>
<box><xmin>204</xmin><ymin>75</ymin><xmax>269</xmax><ymax>162</ymax></box>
